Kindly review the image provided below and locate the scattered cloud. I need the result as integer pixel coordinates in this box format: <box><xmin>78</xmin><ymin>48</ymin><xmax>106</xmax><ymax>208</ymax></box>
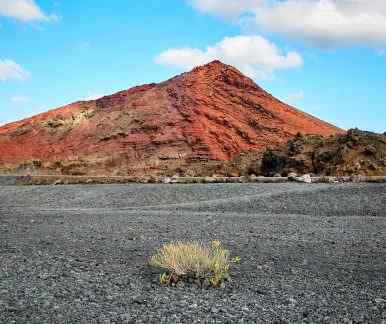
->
<box><xmin>11</xmin><ymin>96</ymin><xmax>30</xmax><ymax>104</ymax></box>
<box><xmin>283</xmin><ymin>91</ymin><xmax>304</xmax><ymax>104</ymax></box>
<box><xmin>155</xmin><ymin>35</ymin><xmax>303</xmax><ymax>79</ymax></box>
<box><xmin>0</xmin><ymin>59</ymin><xmax>29</xmax><ymax>81</ymax></box>
<box><xmin>0</xmin><ymin>0</ymin><xmax>58</xmax><ymax>23</ymax></box>
<box><xmin>189</xmin><ymin>0</ymin><xmax>386</xmax><ymax>47</ymax></box>
<box><xmin>188</xmin><ymin>0</ymin><xmax>260</xmax><ymax>18</ymax></box>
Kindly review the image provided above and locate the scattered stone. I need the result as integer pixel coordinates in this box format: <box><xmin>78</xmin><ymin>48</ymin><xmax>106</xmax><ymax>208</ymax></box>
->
<box><xmin>132</xmin><ymin>297</ymin><xmax>147</xmax><ymax>305</ymax></box>
<box><xmin>294</xmin><ymin>174</ymin><xmax>312</xmax><ymax>183</ymax></box>
<box><xmin>320</xmin><ymin>176</ymin><xmax>338</xmax><ymax>183</ymax></box>
<box><xmin>176</xmin><ymin>281</ymin><xmax>185</xmax><ymax>289</ymax></box>
<box><xmin>287</xmin><ymin>172</ymin><xmax>298</xmax><ymax>180</ymax></box>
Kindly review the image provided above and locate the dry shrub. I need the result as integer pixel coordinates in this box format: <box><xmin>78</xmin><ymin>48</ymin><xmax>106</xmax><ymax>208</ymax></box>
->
<box><xmin>150</xmin><ymin>241</ymin><xmax>235</xmax><ymax>288</ymax></box>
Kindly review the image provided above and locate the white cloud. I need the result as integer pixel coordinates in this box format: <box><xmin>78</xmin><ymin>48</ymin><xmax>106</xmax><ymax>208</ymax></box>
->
<box><xmin>11</xmin><ymin>96</ymin><xmax>30</xmax><ymax>103</ymax></box>
<box><xmin>155</xmin><ymin>35</ymin><xmax>303</xmax><ymax>79</ymax></box>
<box><xmin>189</xmin><ymin>0</ymin><xmax>386</xmax><ymax>47</ymax></box>
<box><xmin>188</xmin><ymin>0</ymin><xmax>260</xmax><ymax>18</ymax></box>
<box><xmin>0</xmin><ymin>59</ymin><xmax>29</xmax><ymax>81</ymax></box>
<box><xmin>283</xmin><ymin>91</ymin><xmax>304</xmax><ymax>104</ymax></box>
<box><xmin>0</xmin><ymin>0</ymin><xmax>57</xmax><ymax>22</ymax></box>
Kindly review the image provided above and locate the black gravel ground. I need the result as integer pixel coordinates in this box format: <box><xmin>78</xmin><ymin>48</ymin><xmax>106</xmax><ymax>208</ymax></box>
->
<box><xmin>0</xmin><ymin>183</ymin><xmax>385</xmax><ymax>323</ymax></box>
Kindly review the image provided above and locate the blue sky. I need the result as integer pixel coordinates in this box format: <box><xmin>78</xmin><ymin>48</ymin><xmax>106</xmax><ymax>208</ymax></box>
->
<box><xmin>0</xmin><ymin>0</ymin><xmax>385</xmax><ymax>132</ymax></box>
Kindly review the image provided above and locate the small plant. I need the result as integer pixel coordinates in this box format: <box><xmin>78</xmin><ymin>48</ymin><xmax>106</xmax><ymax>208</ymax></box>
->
<box><xmin>150</xmin><ymin>240</ymin><xmax>235</xmax><ymax>288</ymax></box>
<box><xmin>232</xmin><ymin>256</ymin><xmax>241</xmax><ymax>264</ymax></box>
<box><xmin>159</xmin><ymin>273</ymin><xmax>172</xmax><ymax>286</ymax></box>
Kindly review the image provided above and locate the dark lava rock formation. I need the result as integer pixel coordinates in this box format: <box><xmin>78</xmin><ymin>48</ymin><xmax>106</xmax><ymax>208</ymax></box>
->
<box><xmin>261</xmin><ymin>129</ymin><xmax>386</xmax><ymax>176</ymax></box>
<box><xmin>0</xmin><ymin>61</ymin><xmax>342</xmax><ymax>176</ymax></box>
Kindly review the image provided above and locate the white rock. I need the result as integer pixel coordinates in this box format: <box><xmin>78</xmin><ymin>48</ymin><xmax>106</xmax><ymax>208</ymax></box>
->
<box><xmin>163</xmin><ymin>177</ymin><xmax>172</xmax><ymax>184</ymax></box>
<box><xmin>295</xmin><ymin>174</ymin><xmax>312</xmax><ymax>183</ymax></box>
<box><xmin>287</xmin><ymin>172</ymin><xmax>298</xmax><ymax>179</ymax></box>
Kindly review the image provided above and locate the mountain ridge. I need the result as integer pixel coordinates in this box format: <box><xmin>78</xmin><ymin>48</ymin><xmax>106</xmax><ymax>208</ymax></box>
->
<box><xmin>0</xmin><ymin>60</ymin><xmax>344</xmax><ymax>176</ymax></box>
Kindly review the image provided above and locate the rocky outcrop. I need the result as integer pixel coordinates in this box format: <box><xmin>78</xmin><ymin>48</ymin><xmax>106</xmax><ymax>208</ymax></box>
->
<box><xmin>0</xmin><ymin>61</ymin><xmax>343</xmax><ymax>176</ymax></box>
<box><xmin>261</xmin><ymin>129</ymin><xmax>386</xmax><ymax>176</ymax></box>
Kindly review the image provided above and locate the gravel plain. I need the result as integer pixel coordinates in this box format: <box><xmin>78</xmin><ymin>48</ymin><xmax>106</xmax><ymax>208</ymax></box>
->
<box><xmin>0</xmin><ymin>183</ymin><xmax>385</xmax><ymax>323</ymax></box>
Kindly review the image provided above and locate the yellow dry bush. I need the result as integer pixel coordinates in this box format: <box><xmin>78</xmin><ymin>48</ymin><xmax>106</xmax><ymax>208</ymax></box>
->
<box><xmin>150</xmin><ymin>241</ymin><xmax>231</xmax><ymax>286</ymax></box>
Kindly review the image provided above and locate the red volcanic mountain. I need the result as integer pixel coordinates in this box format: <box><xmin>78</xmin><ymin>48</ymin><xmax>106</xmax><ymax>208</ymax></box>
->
<box><xmin>0</xmin><ymin>61</ymin><xmax>343</xmax><ymax>176</ymax></box>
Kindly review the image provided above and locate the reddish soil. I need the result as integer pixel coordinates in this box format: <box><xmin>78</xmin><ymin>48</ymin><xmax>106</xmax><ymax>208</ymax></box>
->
<box><xmin>0</xmin><ymin>61</ymin><xmax>343</xmax><ymax>175</ymax></box>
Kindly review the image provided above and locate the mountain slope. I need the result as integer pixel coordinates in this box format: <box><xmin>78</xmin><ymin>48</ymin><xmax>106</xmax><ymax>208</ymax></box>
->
<box><xmin>261</xmin><ymin>129</ymin><xmax>386</xmax><ymax>176</ymax></box>
<box><xmin>0</xmin><ymin>61</ymin><xmax>344</xmax><ymax>175</ymax></box>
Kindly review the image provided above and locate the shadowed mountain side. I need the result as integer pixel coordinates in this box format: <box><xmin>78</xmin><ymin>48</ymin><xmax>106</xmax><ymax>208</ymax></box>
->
<box><xmin>261</xmin><ymin>129</ymin><xmax>386</xmax><ymax>176</ymax></box>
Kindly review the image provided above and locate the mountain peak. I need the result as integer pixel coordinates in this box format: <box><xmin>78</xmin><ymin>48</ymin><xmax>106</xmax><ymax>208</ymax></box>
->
<box><xmin>191</xmin><ymin>60</ymin><xmax>242</xmax><ymax>74</ymax></box>
<box><xmin>205</xmin><ymin>59</ymin><xmax>224</xmax><ymax>65</ymax></box>
<box><xmin>203</xmin><ymin>60</ymin><xmax>228</xmax><ymax>67</ymax></box>
<box><xmin>180</xmin><ymin>60</ymin><xmax>258</xmax><ymax>90</ymax></box>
